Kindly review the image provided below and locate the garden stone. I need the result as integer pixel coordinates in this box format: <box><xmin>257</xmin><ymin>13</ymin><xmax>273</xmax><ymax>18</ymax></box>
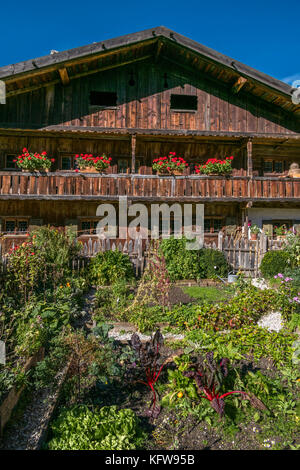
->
<box><xmin>257</xmin><ymin>311</ymin><xmax>283</xmax><ymax>332</ymax></box>
<box><xmin>251</xmin><ymin>278</ymin><xmax>269</xmax><ymax>290</ymax></box>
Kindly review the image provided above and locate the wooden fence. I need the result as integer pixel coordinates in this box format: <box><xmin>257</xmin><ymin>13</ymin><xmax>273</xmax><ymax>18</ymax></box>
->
<box><xmin>0</xmin><ymin>232</ymin><xmax>286</xmax><ymax>278</ymax></box>
<box><xmin>216</xmin><ymin>232</ymin><xmax>284</xmax><ymax>277</ymax></box>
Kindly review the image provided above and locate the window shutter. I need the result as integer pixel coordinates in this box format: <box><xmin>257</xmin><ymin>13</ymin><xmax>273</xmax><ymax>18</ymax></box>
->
<box><xmin>29</xmin><ymin>218</ymin><xmax>43</xmax><ymax>231</ymax></box>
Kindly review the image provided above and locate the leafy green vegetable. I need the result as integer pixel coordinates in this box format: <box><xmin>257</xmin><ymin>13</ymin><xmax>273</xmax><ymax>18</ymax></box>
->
<box><xmin>48</xmin><ymin>405</ymin><xmax>147</xmax><ymax>450</ymax></box>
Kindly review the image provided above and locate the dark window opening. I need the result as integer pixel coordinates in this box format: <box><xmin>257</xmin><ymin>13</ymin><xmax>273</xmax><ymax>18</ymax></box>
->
<box><xmin>4</xmin><ymin>219</ymin><xmax>28</xmax><ymax>233</ymax></box>
<box><xmin>204</xmin><ymin>218</ymin><xmax>225</xmax><ymax>233</ymax></box>
<box><xmin>118</xmin><ymin>158</ymin><xmax>129</xmax><ymax>174</ymax></box>
<box><xmin>80</xmin><ymin>220</ymin><xmax>99</xmax><ymax>235</ymax></box>
<box><xmin>170</xmin><ymin>94</ymin><xmax>198</xmax><ymax>111</ymax></box>
<box><xmin>90</xmin><ymin>91</ymin><xmax>117</xmax><ymax>107</ymax></box>
<box><xmin>61</xmin><ymin>155</ymin><xmax>78</xmax><ymax>170</ymax></box>
<box><xmin>5</xmin><ymin>154</ymin><xmax>18</xmax><ymax>169</ymax></box>
<box><xmin>263</xmin><ymin>160</ymin><xmax>284</xmax><ymax>174</ymax></box>
<box><xmin>274</xmin><ymin>161</ymin><xmax>283</xmax><ymax>173</ymax></box>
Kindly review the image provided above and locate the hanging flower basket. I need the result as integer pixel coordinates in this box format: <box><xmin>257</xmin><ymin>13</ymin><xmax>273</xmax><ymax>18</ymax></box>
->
<box><xmin>15</xmin><ymin>148</ymin><xmax>54</xmax><ymax>172</ymax></box>
<box><xmin>152</xmin><ymin>152</ymin><xmax>189</xmax><ymax>175</ymax></box>
<box><xmin>195</xmin><ymin>156</ymin><xmax>234</xmax><ymax>176</ymax></box>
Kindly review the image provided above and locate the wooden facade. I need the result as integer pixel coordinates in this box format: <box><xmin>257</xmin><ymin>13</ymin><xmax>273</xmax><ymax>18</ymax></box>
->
<box><xmin>0</xmin><ymin>27</ymin><xmax>299</xmax><ymax>251</ymax></box>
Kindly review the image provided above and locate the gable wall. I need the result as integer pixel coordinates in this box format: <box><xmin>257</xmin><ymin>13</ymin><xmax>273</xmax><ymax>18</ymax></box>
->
<box><xmin>0</xmin><ymin>61</ymin><xmax>299</xmax><ymax>134</ymax></box>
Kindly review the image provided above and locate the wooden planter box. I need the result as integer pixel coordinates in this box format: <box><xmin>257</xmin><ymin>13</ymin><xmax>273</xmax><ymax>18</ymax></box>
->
<box><xmin>0</xmin><ymin>347</ymin><xmax>44</xmax><ymax>436</ymax></box>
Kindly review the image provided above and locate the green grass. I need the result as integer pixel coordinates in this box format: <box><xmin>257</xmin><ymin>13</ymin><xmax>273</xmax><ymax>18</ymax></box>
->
<box><xmin>182</xmin><ymin>285</ymin><xmax>233</xmax><ymax>303</ymax></box>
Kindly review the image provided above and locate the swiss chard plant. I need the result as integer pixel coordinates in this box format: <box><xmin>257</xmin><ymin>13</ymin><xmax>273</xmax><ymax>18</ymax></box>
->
<box><xmin>125</xmin><ymin>330</ymin><xmax>174</xmax><ymax>418</ymax></box>
<box><xmin>183</xmin><ymin>352</ymin><xmax>267</xmax><ymax>417</ymax></box>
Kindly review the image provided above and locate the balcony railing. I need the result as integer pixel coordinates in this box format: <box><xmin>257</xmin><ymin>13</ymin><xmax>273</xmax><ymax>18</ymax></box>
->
<box><xmin>0</xmin><ymin>172</ymin><xmax>299</xmax><ymax>201</ymax></box>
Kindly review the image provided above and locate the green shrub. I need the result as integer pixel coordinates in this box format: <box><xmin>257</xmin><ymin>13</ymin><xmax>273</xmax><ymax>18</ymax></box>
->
<box><xmin>199</xmin><ymin>248</ymin><xmax>229</xmax><ymax>279</ymax></box>
<box><xmin>260</xmin><ymin>250</ymin><xmax>290</xmax><ymax>278</ymax></box>
<box><xmin>89</xmin><ymin>250</ymin><xmax>134</xmax><ymax>285</ymax></box>
<box><xmin>47</xmin><ymin>405</ymin><xmax>146</xmax><ymax>450</ymax></box>
<box><xmin>159</xmin><ymin>237</ymin><xmax>201</xmax><ymax>281</ymax></box>
<box><xmin>159</xmin><ymin>238</ymin><xmax>229</xmax><ymax>281</ymax></box>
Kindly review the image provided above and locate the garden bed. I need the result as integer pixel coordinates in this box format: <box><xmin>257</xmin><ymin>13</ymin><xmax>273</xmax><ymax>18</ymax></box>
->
<box><xmin>0</xmin><ymin>347</ymin><xmax>44</xmax><ymax>436</ymax></box>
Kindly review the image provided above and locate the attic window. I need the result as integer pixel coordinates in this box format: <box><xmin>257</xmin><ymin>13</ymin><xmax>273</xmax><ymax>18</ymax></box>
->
<box><xmin>170</xmin><ymin>94</ymin><xmax>198</xmax><ymax>111</ymax></box>
<box><xmin>89</xmin><ymin>91</ymin><xmax>117</xmax><ymax>107</ymax></box>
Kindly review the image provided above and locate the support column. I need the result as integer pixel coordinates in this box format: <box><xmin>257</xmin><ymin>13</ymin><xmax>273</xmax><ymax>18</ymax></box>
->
<box><xmin>131</xmin><ymin>134</ymin><xmax>136</xmax><ymax>174</ymax></box>
<box><xmin>247</xmin><ymin>138</ymin><xmax>253</xmax><ymax>177</ymax></box>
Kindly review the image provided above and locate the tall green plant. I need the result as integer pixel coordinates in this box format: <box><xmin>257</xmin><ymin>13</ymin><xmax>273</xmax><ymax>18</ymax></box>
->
<box><xmin>89</xmin><ymin>250</ymin><xmax>134</xmax><ymax>286</ymax></box>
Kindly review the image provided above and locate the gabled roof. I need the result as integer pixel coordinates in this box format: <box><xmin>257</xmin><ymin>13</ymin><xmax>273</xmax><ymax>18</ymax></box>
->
<box><xmin>0</xmin><ymin>26</ymin><xmax>299</xmax><ymax>116</ymax></box>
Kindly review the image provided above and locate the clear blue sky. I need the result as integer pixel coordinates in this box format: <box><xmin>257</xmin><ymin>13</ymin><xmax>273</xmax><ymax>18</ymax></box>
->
<box><xmin>1</xmin><ymin>0</ymin><xmax>299</xmax><ymax>84</ymax></box>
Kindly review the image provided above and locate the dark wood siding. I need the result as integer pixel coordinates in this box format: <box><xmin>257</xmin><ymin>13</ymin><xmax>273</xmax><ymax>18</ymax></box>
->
<box><xmin>0</xmin><ymin>62</ymin><xmax>299</xmax><ymax>134</ymax></box>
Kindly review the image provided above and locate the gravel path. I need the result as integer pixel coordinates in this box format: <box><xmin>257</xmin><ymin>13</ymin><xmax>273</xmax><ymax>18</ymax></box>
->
<box><xmin>0</xmin><ymin>381</ymin><xmax>60</xmax><ymax>450</ymax></box>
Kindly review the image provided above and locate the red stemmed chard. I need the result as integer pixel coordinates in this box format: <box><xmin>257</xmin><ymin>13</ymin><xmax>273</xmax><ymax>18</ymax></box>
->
<box><xmin>126</xmin><ymin>330</ymin><xmax>174</xmax><ymax>418</ymax></box>
<box><xmin>183</xmin><ymin>352</ymin><xmax>267</xmax><ymax>417</ymax></box>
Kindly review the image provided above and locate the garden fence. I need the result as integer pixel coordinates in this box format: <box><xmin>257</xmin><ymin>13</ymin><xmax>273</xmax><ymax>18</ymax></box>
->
<box><xmin>0</xmin><ymin>233</ymin><xmax>285</xmax><ymax>278</ymax></box>
<box><xmin>216</xmin><ymin>232</ymin><xmax>284</xmax><ymax>277</ymax></box>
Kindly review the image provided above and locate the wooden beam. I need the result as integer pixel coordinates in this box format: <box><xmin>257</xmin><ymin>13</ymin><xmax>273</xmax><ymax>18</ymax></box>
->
<box><xmin>131</xmin><ymin>134</ymin><xmax>137</xmax><ymax>173</ymax></box>
<box><xmin>247</xmin><ymin>138</ymin><xmax>253</xmax><ymax>177</ymax></box>
<box><xmin>232</xmin><ymin>76</ymin><xmax>247</xmax><ymax>94</ymax></box>
<box><xmin>155</xmin><ymin>40</ymin><xmax>163</xmax><ymax>62</ymax></box>
<box><xmin>58</xmin><ymin>67</ymin><xmax>70</xmax><ymax>86</ymax></box>
<box><xmin>3</xmin><ymin>38</ymin><xmax>156</xmax><ymax>84</ymax></box>
<box><xmin>6</xmin><ymin>55</ymin><xmax>152</xmax><ymax>97</ymax></box>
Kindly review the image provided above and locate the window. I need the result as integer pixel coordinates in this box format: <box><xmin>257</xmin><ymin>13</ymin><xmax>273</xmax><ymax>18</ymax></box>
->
<box><xmin>204</xmin><ymin>218</ymin><xmax>224</xmax><ymax>233</ymax></box>
<box><xmin>263</xmin><ymin>160</ymin><xmax>284</xmax><ymax>174</ymax></box>
<box><xmin>4</xmin><ymin>218</ymin><xmax>28</xmax><ymax>233</ymax></box>
<box><xmin>5</xmin><ymin>154</ymin><xmax>18</xmax><ymax>170</ymax></box>
<box><xmin>89</xmin><ymin>91</ymin><xmax>117</xmax><ymax>107</ymax></box>
<box><xmin>80</xmin><ymin>220</ymin><xmax>99</xmax><ymax>235</ymax></box>
<box><xmin>170</xmin><ymin>94</ymin><xmax>198</xmax><ymax>111</ymax></box>
<box><xmin>60</xmin><ymin>155</ymin><xmax>77</xmax><ymax>170</ymax></box>
<box><xmin>274</xmin><ymin>161</ymin><xmax>283</xmax><ymax>173</ymax></box>
<box><xmin>118</xmin><ymin>158</ymin><xmax>129</xmax><ymax>174</ymax></box>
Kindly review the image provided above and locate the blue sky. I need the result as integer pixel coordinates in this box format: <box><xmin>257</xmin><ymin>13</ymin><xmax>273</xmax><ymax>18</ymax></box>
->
<box><xmin>1</xmin><ymin>0</ymin><xmax>299</xmax><ymax>85</ymax></box>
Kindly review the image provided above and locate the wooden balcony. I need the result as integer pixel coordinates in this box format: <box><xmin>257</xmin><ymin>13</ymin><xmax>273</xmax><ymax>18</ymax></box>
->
<box><xmin>0</xmin><ymin>172</ymin><xmax>299</xmax><ymax>202</ymax></box>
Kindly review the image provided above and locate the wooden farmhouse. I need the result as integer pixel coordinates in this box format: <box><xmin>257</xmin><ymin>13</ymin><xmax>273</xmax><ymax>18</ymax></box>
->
<box><xmin>0</xmin><ymin>26</ymin><xmax>299</xmax><ymax>252</ymax></box>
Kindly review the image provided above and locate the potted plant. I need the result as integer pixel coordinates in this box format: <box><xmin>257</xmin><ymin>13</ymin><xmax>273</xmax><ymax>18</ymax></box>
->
<box><xmin>195</xmin><ymin>156</ymin><xmax>234</xmax><ymax>176</ymax></box>
<box><xmin>152</xmin><ymin>152</ymin><xmax>189</xmax><ymax>176</ymax></box>
<box><xmin>274</xmin><ymin>224</ymin><xmax>287</xmax><ymax>240</ymax></box>
<box><xmin>249</xmin><ymin>223</ymin><xmax>260</xmax><ymax>240</ymax></box>
<box><xmin>74</xmin><ymin>153</ymin><xmax>112</xmax><ymax>173</ymax></box>
<box><xmin>15</xmin><ymin>148</ymin><xmax>54</xmax><ymax>172</ymax></box>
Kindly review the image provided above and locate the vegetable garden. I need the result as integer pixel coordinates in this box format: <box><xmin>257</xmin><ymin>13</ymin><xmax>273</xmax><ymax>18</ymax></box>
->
<box><xmin>0</xmin><ymin>228</ymin><xmax>299</xmax><ymax>451</ymax></box>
